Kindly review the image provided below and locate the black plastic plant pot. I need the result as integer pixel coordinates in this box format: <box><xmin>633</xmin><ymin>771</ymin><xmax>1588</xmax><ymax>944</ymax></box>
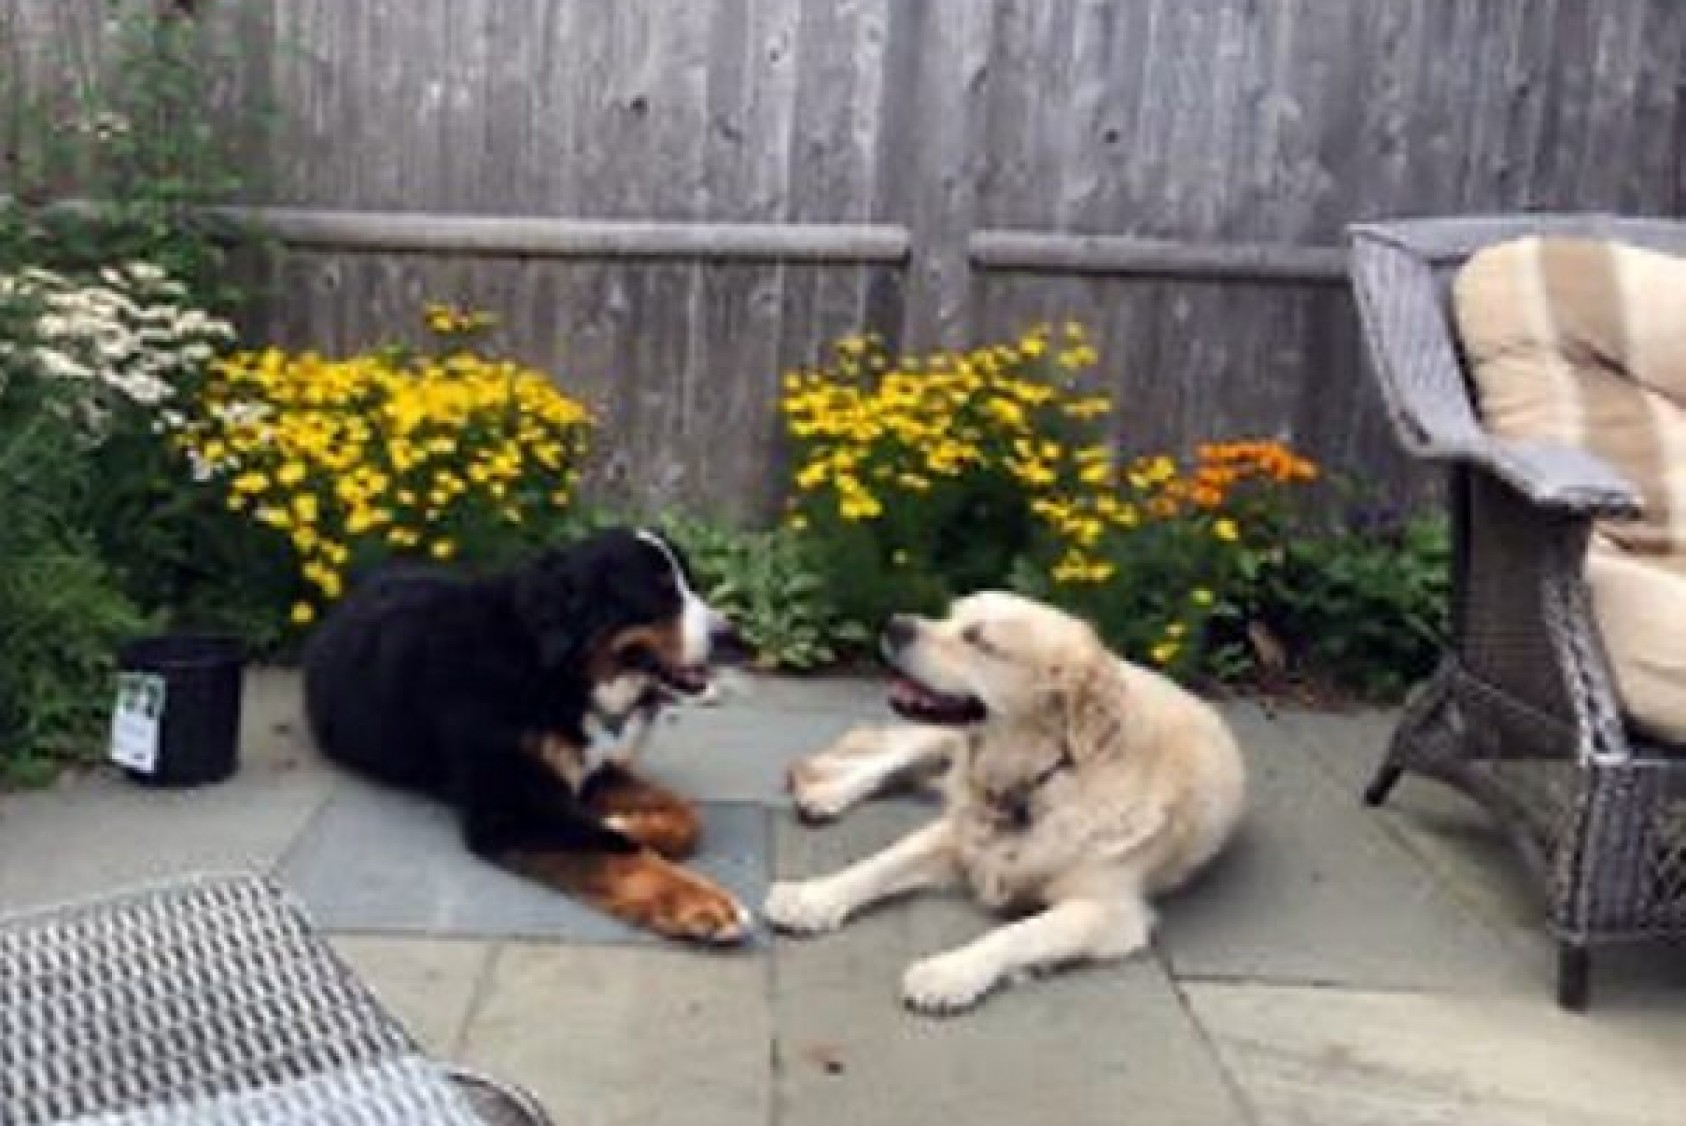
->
<box><xmin>114</xmin><ymin>634</ymin><xmax>245</xmax><ymax>788</ymax></box>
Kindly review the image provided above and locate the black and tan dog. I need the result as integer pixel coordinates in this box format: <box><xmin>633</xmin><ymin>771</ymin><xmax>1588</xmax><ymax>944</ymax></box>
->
<box><xmin>303</xmin><ymin>527</ymin><xmax>752</xmax><ymax>943</ymax></box>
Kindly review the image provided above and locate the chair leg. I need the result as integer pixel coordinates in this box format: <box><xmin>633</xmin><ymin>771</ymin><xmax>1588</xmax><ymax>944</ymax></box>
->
<box><xmin>1557</xmin><ymin>942</ymin><xmax>1591</xmax><ymax>1011</ymax></box>
<box><xmin>1363</xmin><ymin>762</ymin><xmax>1405</xmax><ymax>807</ymax></box>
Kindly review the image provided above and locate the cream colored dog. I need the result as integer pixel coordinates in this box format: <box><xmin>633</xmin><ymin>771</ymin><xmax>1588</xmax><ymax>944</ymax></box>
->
<box><xmin>762</xmin><ymin>591</ymin><xmax>1246</xmax><ymax>1014</ymax></box>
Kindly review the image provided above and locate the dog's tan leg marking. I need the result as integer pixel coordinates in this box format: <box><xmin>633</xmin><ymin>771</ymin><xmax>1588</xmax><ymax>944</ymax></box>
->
<box><xmin>900</xmin><ymin>893</ymin><xmax>1152</xmax><ymax>1015</ymax></box>
<box><xmin>787</xmin><ymin>726</ymin><xmax>962</xmax><ymax>822</ymax></box>
<box><xmin>528</xmin><ymin>733</ymin><xmax>588</xmax><ymax>791</ymax></box>
<box><xmin>587</xmin><ymin>769</ymin><xmax>702</xmax><ymax>860</ymax></box>
<box><xmin>503</xmin><ymin>848</ymin><xmax>750</xmax><ymax>945</ymax></box>
<box><xmin>763</xmin><ymin>820</ymin><xmax>958</xmax><ymax>934</ymax></box>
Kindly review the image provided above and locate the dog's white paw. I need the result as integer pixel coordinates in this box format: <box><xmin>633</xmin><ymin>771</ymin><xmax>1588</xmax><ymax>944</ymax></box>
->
<box><xmin>901</xmin><ymin>952</ymin><xmax>996</xmax><ymax>1015</ymax></box>
<box><xmin>787</xmin><ymin>757</ymin><xmax>876</xmax><ymax>822</ymax></box>
<box><xmin>788</xmin><ymin>777</ymin><xmax>857</xmax><ymax>823</ymax></box>
<box><xmin>762</xmin><ymin>880</ymin><xmax>849</xmax><ymax>935</ymax></box>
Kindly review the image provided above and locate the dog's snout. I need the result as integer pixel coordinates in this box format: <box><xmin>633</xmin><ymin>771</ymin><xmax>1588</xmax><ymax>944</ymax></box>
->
<box><xmin>709</xmin><ymin>615</ymin><xmax>754</xmax><ymax>664</ymax></box>
<box><xmin>882</xmin><ymin>614</ymin><xmax>917</xmax><ymax>655</ymax></box>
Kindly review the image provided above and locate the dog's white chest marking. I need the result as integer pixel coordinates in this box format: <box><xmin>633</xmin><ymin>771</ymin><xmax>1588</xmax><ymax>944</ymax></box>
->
<box><xmin>582</xmin><ymin>705</ymin><xmax>658</xmax><ymax>772</ymax></box>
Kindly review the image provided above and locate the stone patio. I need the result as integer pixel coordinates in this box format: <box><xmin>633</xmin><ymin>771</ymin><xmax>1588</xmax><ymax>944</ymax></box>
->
<box><xmin>2</xmin><ymin>669</ymin><xmax>1684</xmax><ymax>1125</ymax></box>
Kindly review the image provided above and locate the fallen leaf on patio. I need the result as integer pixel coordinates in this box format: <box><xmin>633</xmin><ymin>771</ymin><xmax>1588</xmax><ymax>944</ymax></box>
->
<box><xmin>801</xmin><ymin>1041</ymin><xmax>846</xmax><ymax>1075</ymax></box>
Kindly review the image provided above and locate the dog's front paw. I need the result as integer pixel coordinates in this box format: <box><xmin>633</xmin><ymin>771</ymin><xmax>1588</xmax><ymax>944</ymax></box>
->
<box><xmin>606</xmin><ymin>855</ymin><xmax>750</xmax><ymax>945</ymax></box>
<box><xmin>657</xmin><ymin>878</ymin><xmax>753</xmax><ymax>946</ymax></box>
<box><xmin>901</xmin><ymin>952</ymin><xmax>996</xmax><ymax>1015</ymax></box>
<box><xmin>762</xmin><ymin>879</ymin><xmax>849</xmax><ymax>935</ymax></box>
<box><xmin>786</xmin><ymin>761</ymin><xmax>852</xmax><ymax>823</ymax></box>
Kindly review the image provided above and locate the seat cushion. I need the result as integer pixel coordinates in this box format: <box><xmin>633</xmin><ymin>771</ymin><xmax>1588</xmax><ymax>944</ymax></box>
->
<box><xmin>1456</xmin><ymin>236</ymin><xmax>1686</xmax><ymax>741</ymax></box>
<box><xmin>1586</xmin><ymin>538</ymin><xmax>1686</xmax><ymax>744</ymax></box>
<box><xmin>1456</xmin><ymin>236</ymin><xmax>1686</xmax><ymax>571</ymax></box>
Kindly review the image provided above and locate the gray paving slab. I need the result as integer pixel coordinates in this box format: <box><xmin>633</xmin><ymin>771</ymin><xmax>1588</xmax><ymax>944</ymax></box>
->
<box><xmin>1277</xmin><ymin>707</ymin><xmax>1686</xmax><ymax>1002</ymax></box>
<box><xmin>713</xmin><ymin>672</ymin><xmax>892</xmax><ymax>716</ymax></box>
<box><xmin>771</xmin><ymin>805</ymin><xmax>1249</xmax><ymax>1126</ymax></box>
<box><xmin>328</xmin><ymin>935</ymin><xmax>494</xmax><ymax>1055</ymax></box>
<box><xmin>459</xmin><ymin>943</ymin><xmax>770</xmax><ymax>1126</ymax></box>
<box><xmin>280</xmin><ymin>777</ymin><xmax>772</xmax><ymax>945</ymax></box>
<box><xmin>638</xmin><ymin>705</ymin><xmax>869</xmax><ymax>804</ymax></box>
<box><xmin>1157</xmin><ymin>704</ymin><xmax>1532</xmax><ymax>993</ymax></box>
<box><xmin>1184</xmin><ymin>980</ymin><xmax>1686</xmax><ymax>1126</ymax></box>
<box><xmin>0</xmin><ymin>670</ymin><xmax>329</xmax><ymax>911</ymax></box>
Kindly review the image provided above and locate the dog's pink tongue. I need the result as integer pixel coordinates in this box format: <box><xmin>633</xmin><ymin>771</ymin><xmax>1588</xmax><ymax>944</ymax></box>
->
<box><xmin>672</xmin><ymin>664</ymin><xmax>711</xmax><ymax>693</ymax></box>
<box><xmin>889</xmin><ymin>677</ymin><xmax>932</xmax><ymax>708</ymax></box>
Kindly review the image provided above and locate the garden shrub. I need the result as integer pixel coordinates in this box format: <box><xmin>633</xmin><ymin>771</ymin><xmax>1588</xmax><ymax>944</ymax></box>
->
<box><xmin>780</xmin><ymin>325</ymin><xmax>1115</xmax><ymax>630</ymax></box>
<box><xmin>0</xmin><ymin>262</ymin><xmax>286</xmax><ymax>646</ymax></box>
<box><xmin>781</xmin><ymin>325</ymin><xmax>1447</xmax><ymax>698</ymax></box>
<box><xmin>0</xmin><ymin>271</ymin><xmax>150</xmax><ymax>783</ymax></box>
<box><xmin>658</xmin><ymin>516</ymin><xmax>868</xmax><ymax>672</ymax></box>
<box><xmin>0</xmin><ymin>0</ymin><xmax>268</xmax><ymax>314</ymax></box>
<box><xmin>170</xmin><ymin>307</ymin><xmax>595</xmax><ymax>632</ymax></box>
<box><xmin>1020</xmin><ymin>441</ymin><xmax>1319</xmax><ymax>684</ymax></box>
<box><xmin>1260</xmin><ymin>508</ymin><xmax>1451</xmax><ymax>701</ymax></box>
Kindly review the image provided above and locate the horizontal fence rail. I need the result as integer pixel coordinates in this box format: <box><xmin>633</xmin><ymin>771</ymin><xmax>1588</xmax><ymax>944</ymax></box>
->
<box><xmin>970</xmin><ymin>231</ymin><xmax>1348</xmax><ymax>285</ymax></box>
<box><xmin>211</xmin><ymin>207</ymin><xmax>913</xmax><ymax>264</ymax></box>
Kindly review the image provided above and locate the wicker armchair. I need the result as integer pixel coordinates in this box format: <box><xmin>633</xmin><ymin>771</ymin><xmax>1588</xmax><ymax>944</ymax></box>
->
<box><xmin>1346</xmin><ymin>215</ymin><xmax>1686</xmax><ymax>1010</ymax></box>
<box><xmin>0</xmin><ymin>873</ymin><xmax>552</xmax><ymax>1125</ymax></box>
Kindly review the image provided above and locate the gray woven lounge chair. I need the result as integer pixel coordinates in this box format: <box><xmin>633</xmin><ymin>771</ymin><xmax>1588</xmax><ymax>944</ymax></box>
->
<box><xmin>1345</xmin><ymin>215</ymin><xmax>1686</xmax><ymax>1010</ymax></box>
<box><xmin>0</xmin><ymin>873</ymin><xmax>552</xmax><ymax>1125</ymax></box>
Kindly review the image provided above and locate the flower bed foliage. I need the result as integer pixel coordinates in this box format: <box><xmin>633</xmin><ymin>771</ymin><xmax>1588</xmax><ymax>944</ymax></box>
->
<box><xmin>172</xmin><ymin>310</ymin><xmax>594</xmax><ymax>629</ymax></box>
<box><xmin>0</xmin><ymin>267</ymin><xmax>165</xmax><ymax>781</ymax></box>
<box><xmin>779</xmin><ymin>327</ymin><xmax>1438</xmax><ymax>691</ymax></box>
<box><xmin>0</xmin><ymin>266</ymin><xmax>1449</xmax><ymax>784</ymax></box>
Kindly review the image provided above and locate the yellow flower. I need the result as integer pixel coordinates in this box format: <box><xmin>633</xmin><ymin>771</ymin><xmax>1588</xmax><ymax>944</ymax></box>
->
<box><xmin>1213</xmin><ymin>518</ymin><xmax>1240</xmax><ymax>542</ymax></box>
<box><xmin>1191</xmin><ymin>588</ymin><xmax>1215</xmax><ymax>607</ymax></box>
<box><xmin>1150</xmin><ymin>641</ymin><xmax>1180</xmax><ymax>665</ymax></box>
<box><xmin>430</xmin><ymin>539</ymin><xmax>457</xmax><ymax>560</ymax></box>
<box><xmin>290</xmin><ymin>602</ymin><xmax>315</xmax><ymax>625</ymax></box>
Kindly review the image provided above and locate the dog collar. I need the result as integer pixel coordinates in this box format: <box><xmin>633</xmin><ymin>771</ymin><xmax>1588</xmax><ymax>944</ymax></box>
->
<box><xmin>981</xmin><ymin>746</ymin><xmax>1076</xmax><ymax>830</ymax></box>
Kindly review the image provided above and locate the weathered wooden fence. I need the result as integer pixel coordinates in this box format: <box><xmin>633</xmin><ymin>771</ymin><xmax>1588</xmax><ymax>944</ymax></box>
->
<box><xmin>5</xmin><ymin>0</ymin><xmax>1684</xmax><ymax>518</ymax></box>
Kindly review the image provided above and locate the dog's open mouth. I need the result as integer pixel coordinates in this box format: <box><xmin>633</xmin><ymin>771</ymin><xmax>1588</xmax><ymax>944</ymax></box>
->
<box><xmin>656</xmin><ymin>660</ymin><xmax>713</xmax><ymax>697</ymax></box>
<box><xmin>887</xmin><ymin>675</ymin><xmax>987</xmax><ymax>725</ymax></box>
<box><xmin>621</xmin><ymin>646</ymin><xmax>714</xmax><ymax>698</ymax></box>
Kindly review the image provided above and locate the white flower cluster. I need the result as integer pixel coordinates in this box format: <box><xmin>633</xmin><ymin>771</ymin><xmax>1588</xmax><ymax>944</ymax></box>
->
<box><xmin>0</xmin><ymin>263</ymin><xmax>235</xmax><ymax>443</ymax></box>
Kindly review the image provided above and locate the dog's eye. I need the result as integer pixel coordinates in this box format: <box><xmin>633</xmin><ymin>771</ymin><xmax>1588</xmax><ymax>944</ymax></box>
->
<box><xmin>961</xmin><ymin>625</ymin><xmax>992</xmax><ymax>652</ymax></box>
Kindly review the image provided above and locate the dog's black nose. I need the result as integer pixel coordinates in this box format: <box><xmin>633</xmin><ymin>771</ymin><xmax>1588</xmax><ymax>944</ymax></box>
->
<box><xmin>710</xmin><ymin>619</ymin><xmax>754</xmax><ymax>665</ymax></box>
<box><xmin>881</xmin><ymin>614</ymin><xmax>917</xmax><ymax>654</ymax></box>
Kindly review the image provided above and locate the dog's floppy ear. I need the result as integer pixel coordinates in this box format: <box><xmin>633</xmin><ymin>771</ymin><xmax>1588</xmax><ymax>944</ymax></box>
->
<box><xmin>512</xmin><ymin>548</ymin><xmax>602</xmax><ymax>671</ymax></box>
<box><xmin>1047</xmin><ymin>637</ymin><xmax>1128</xmax><ymax>764</ymax></box>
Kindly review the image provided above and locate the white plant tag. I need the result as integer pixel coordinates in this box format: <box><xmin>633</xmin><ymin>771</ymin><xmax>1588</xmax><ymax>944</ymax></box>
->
<box><xmin>109</xmin><ymin>671</ymin><xmax>167</xmax><ymax>773</ymax></box>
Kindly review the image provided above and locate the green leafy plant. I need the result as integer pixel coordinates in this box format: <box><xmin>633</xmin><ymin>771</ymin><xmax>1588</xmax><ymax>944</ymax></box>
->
<box><xmin>1261</xmin><ymin>509</ymin><xmax>1451</xmax><ymax>700</ymax></box>
<box><xmin>172</xmin><ymin>306</ymin><xmax>595</xmax><ymax>634</ymax></box>
<box><xmin>0</xmin><ymin>288</ymin><xmax>149</xmax><ymax>784</ymax></box>
<box><xmin>0</xmin><ymin>1</ymin><xmax>269</xmax><ymax>313</ymax></box>
<box><xmin>658</xmin><ymin>516</ymin><xmax>870</xmax><ymax>671</ymax></box>
<box><xmin>780</xmin><ymin>326</ymin><xmax>1114</xmax><ymax>631</ymax></box>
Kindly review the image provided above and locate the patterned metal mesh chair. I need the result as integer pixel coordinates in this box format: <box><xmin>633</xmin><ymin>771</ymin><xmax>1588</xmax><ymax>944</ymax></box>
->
<box><xmin>0</xmin><ymin>873</ymin><xmax>552</xmax><ymax>1125</ymax></box>
<box><xmin>1346</xmin><ymin>215</ymin><xmax>1686</xmax><ymax>1010</ymax></box>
